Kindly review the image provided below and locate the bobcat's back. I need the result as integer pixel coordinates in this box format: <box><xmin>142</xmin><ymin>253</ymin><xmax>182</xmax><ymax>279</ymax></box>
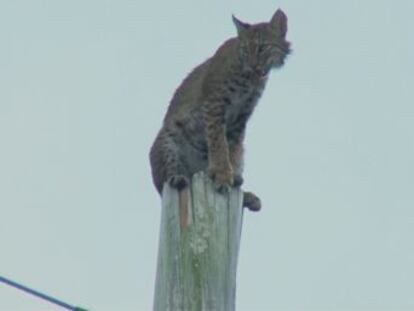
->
<box><xmin>163</xmin><ymin>60</ymin><xmax>211</xmax><ymax>125</ymax></box>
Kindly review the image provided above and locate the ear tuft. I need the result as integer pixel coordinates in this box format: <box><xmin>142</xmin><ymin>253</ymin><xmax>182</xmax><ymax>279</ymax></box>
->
<box><xmin>270</xmin><ymin>8</ymin><xmax>288</xmax><ymax>37</ymax></box>
<box><xmin>232</xmin><ymin>15</ymin><xmax>250</xmax><ymax>35</ymax></box>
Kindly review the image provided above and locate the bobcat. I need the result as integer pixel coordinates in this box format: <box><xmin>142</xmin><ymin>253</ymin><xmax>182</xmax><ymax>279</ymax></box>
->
<box><xmin>150</xmin><ymin>9</ymin><xmax>291</xmax><ymax>211</ymax></box>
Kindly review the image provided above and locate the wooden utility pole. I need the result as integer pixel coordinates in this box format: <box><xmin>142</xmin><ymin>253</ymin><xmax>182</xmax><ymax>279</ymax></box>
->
<box><xmin>153</xmin><ymin>172</ymin><xmax>244</xmax><ymax>311</ymax></box>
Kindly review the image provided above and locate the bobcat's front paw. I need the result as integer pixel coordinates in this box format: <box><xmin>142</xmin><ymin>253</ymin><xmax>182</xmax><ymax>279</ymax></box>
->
<box><xmin>208</xmin><ymin>165</ymin><xmax>234</xmax><ymax>193</ymax></box>
<box><xmin>168</xmin><ymin>174</ymin><xmax>189</xmax><ymax>191</ymax></box>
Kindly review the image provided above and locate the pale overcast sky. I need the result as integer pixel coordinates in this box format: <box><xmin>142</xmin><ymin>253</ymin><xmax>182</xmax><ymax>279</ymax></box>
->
<box><xmin>1</xmin><ymin>0</ymin><xmax>413</xmax><ymax>310</ymax></box>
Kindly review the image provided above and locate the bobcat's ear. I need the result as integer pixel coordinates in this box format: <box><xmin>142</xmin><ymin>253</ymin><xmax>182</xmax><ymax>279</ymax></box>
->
<box><xmin>270</xmin><ymin>8</ymin><xmax>288</xmax><ymax>37</ymax></box>
<box><xmin>232</xmin><ymin>15</ymin><xmax>250</xmax><ymax>36</ymax></box>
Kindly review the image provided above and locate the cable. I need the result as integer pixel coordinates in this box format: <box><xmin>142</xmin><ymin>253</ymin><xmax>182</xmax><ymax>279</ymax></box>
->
<box><xmin>0</xmin><ymin>275</ymin><xmax>88</xmax><ymax>311</ymax></box>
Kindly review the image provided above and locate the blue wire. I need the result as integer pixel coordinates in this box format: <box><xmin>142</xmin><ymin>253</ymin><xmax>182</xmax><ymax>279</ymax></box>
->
<box><xmin>0</xmin><ymin>275</ymin><xmax>82</xmax><ymax>310</ymax></box>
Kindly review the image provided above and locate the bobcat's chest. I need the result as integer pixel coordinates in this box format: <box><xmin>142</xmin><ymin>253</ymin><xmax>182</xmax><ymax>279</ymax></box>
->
<box><xmin>224</xmin><ymin>75</ymin><xmax>266</xmax><ymax>127</ymax></box>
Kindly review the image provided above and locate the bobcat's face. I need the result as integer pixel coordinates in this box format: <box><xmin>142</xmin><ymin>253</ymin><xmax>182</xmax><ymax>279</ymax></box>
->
<box><xmin>233</xmin><ymin>9</ymin><xmax>291</xmax><ymax>77</ymax></box>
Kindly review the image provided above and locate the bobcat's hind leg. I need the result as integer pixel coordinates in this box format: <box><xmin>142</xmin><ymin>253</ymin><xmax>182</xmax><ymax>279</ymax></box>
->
<box><xmin>150</xmin><ymin>130</ymin><xmax>189</xmax><ymax>193</ymax></box>
<box><xmin>167</xmin><ymin>174</ymin><xmax>189</xmax><ymax>191</ymax></box>
<box><xmin>243</xmin><ymin>191</ymin><xmax>261</xmax><ymax>212</ymax></box>
<box><xmin>164</xmin><ymin>138</ymin><xmax>189</xmax><ymax>191</ymax></box>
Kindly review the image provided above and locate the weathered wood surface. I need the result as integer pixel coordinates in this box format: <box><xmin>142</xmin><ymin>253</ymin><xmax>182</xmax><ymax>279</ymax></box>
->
<box><xmin>153</xmin><ymin>172</ymin><xmax>244</xmax><ymax>311</ymax></box>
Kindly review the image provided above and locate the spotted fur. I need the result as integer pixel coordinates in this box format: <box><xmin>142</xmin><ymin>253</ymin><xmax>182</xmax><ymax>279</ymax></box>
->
<box><xmin>150</xmin><ymin>9</ymin><xmax>291</xmax><ymax>211</ymax></box>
